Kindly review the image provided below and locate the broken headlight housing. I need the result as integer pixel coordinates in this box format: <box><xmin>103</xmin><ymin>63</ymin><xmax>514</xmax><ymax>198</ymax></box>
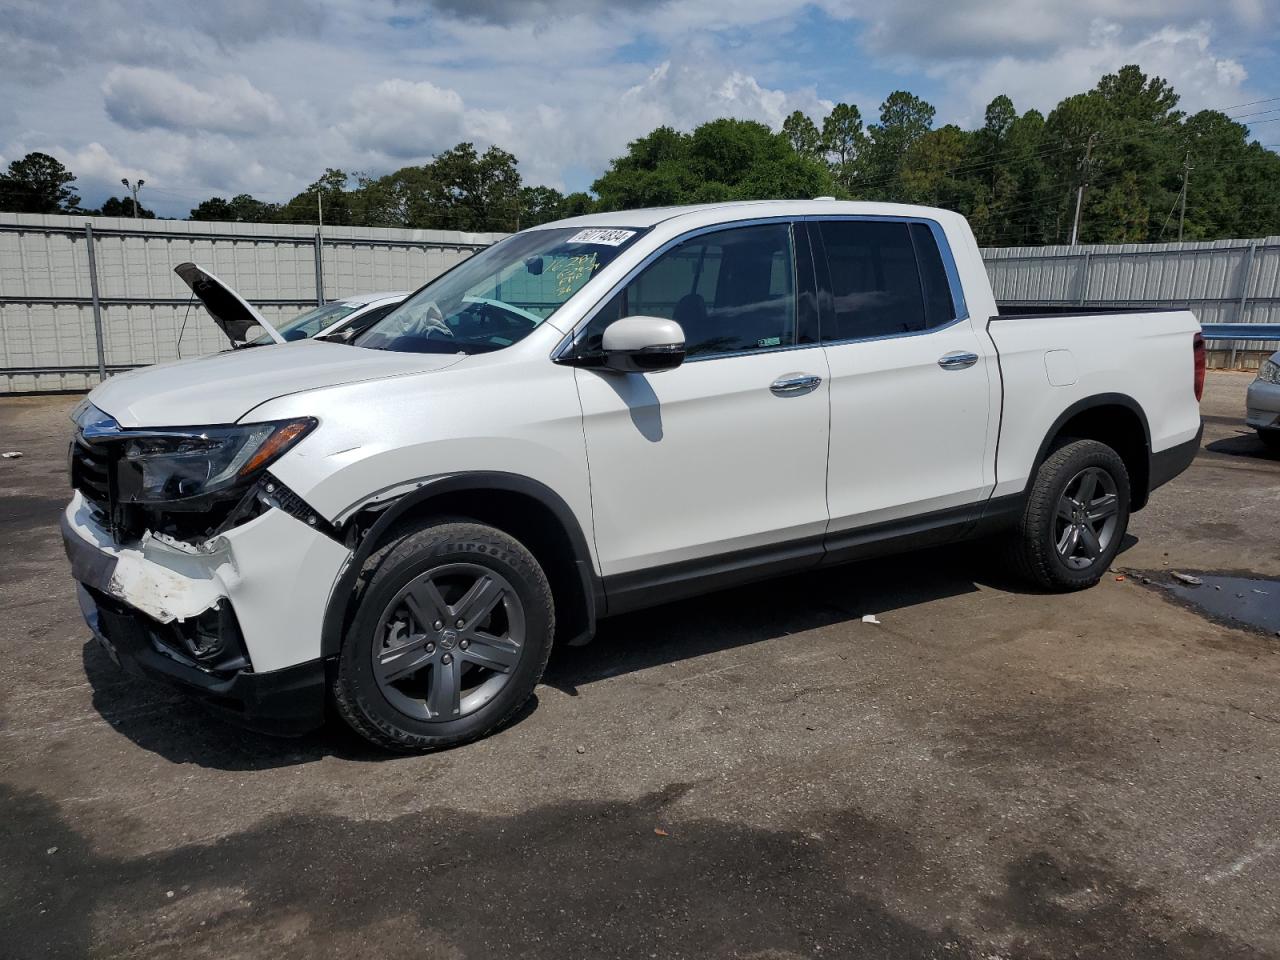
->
<box><xmin>1260</xmin><ymin>358</ymin><xmax>1280</xmax><ymax>385</ymax></box>
<box><xmin>118</xmin><ymin>418</ymin><xmax>316</xmax><ymax>504</ymax></box>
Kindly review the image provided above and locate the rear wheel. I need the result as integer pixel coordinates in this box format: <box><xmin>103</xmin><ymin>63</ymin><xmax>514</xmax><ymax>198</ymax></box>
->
<box><xmin>334</xmin><ymin>521</ymin><xmax>554</xmax><ymax>752</ymax></box>
<box><xmin>1007</xmin><ymin>438</ymin><xmax>1130</xmax><ymax>591</ymax></box>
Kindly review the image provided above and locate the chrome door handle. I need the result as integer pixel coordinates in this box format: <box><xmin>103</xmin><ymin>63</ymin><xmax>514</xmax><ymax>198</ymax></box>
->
<box><xmin>938</xmin><ymin>352</ymin><xmax>979</xmax><ymax>370</ymax></box>
<box><xmin>770</xmin><ymin>373</ymin><xmax>822</xmax><ymax>396</ymax></box>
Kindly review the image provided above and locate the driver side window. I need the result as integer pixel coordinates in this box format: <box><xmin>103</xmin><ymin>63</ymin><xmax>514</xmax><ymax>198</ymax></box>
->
<box><xmin>581</xmin><ymin>223</ymin><xmax>796</xmax><ymax>359</ymax></box>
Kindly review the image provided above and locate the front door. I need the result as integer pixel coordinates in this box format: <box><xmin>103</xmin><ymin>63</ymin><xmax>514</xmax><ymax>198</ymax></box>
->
<box><xmin>573</xmin><ymin>222</ymin><xmax>831</xmax><ymax>606</ymax></box>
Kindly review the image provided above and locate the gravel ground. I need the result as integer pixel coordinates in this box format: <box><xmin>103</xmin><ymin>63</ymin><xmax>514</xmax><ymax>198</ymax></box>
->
<box><xmin>1</xmin><ymin>370</ymin><xmax>1278</xmax><ymax>959</ymax></box>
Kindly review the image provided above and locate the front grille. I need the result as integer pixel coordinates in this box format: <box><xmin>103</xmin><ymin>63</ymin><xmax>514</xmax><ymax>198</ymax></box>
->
<box><xmin>69</xmin><ymin>433</ymin><xmax>146</xmax><ymax>541</ymax></box>
<box><xmin>70</xmin><ymin>437</ymin><xmax>113</xmax><ymax>513</ymax></box>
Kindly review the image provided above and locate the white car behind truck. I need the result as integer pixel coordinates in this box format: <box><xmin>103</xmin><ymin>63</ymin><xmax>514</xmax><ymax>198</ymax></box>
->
<box><xmin>172</xmin><ymin>261</ymin><xmax>406</xmax><ymax>347</ymax></box>
<box><xmin>61</xmin><ymin>200</ymin><xmax>1204</xmax><ymax>751</ymax></box>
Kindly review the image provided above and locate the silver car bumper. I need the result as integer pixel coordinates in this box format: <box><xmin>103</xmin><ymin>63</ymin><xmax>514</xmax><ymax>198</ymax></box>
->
<box><xmin>1246</xmin><ymin>377</ymin><xmax>1280</xmax><ymax>430</ymax></box>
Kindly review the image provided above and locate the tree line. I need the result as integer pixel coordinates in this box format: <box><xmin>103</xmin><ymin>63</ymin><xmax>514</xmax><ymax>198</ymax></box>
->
<box><xmin>3</xmin><ymin>65</ymin><xmax>1277</xmax><ymax>246</ymax></box>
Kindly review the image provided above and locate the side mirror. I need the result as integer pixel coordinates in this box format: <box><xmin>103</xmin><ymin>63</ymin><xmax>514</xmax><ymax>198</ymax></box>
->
<box><xmin>600</xmin><ymin>315</ymin><xmax>686</xmax><ymax>373</ymax></box>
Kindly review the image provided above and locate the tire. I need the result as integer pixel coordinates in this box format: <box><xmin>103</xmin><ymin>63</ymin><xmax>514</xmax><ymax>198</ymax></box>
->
<box><xmin>1006</xmin><ymin>438</ymin><xmax>1131</xmax><ymax>591</ymax></box>
<box><xmin>333</xmin><ymin>520</ymin><xmax>554</xmax><ymax>752</ymax></box>
<box><xmin>1258</xmin><ymin>429</ymin><xmax>1280</xmax><ymax>455</ymax></box>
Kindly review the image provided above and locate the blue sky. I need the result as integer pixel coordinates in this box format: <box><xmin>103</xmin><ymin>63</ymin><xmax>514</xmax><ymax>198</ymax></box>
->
<box><xmin>1</xmin><ymin>0</ymin><xmax>1277</xmax><ymax>217</ymax></box>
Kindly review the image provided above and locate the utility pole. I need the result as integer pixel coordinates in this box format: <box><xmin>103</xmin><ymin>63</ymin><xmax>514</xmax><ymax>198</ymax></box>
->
<box><xmin>317</xmin><ymin>189</ymin><xmax>323</xmax><ymax>231</ymax></box>
<box><xmin>1069</xmin><ymin>133</ymin><xmax>1097</xmax><ymax>246</ymax></box>
<box><xmin>1177</xmin><ymin>151</ymin><xmax>1192</xmax><ymax>242</ymax></box>
<box><xmin>120</xmin><ymin>177</ymin><xmax>145</xmax><ymax>217</ymax></box>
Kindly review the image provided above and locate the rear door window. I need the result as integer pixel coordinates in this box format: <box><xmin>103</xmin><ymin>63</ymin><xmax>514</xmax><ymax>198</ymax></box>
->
<box><xmin>817</xmin><ymin>220</ymin><xmax>956</xmax><ymax>341</ymax></box>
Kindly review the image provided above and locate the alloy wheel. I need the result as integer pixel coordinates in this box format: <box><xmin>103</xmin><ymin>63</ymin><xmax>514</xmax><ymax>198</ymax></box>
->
<box><xmin>1053</xmin><ymin>466</ymin><xmax>1121</xmax><ymax>570</ymax></box>
<box><xmin>372</xmin><ymin>563</ymin><xmax>526</xmax><ymax>721</ymax></box>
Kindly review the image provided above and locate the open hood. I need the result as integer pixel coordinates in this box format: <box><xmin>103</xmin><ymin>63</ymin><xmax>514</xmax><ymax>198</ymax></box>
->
<box><xmin>174</xmin><ymin>262</ymin><xmax>285</xmax><ymax>346</ymax></box>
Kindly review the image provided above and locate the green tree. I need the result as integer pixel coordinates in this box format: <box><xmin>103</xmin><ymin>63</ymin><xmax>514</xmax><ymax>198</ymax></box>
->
<box><xmin>593</xmin><ymin>118</ymin><xmax>832</xmax><ymax>210</ymax></box>
<box><xmin>782</xmin><ymin>110</ymin><xmax>823</xmax><ymax>158</ymax></box>
<box><xmin>0</xmin><ymin>152</ymin><xmax>81</xmax><ymax>213</ymax></box>
<box><xmin>189</xmin><ymin>194</ymin><xmax>278</xmax><ymax>222</ymax></box>
<box><xmin>820</xmin><ymin>102</ymin><xmax>866</xmax><ymax>189</ymax></box>
<box><xmin>900</xmin><ymin>124</ymin><xmax>974</xmax><ymax>208</ymax></box>
<box><xmin>278</xmin><ymin>168</ymin><xmax>354</xmax><ymax>225</ymax></box>
<box><xmin>558</xmin><ymin>191</ymin><xmax>595</xmax><ymax>218</ymax></box>
<box><xmin>421</xmin><ymin>143</ymin><xmax>522</xmax><ymax>231</ymax></box>
<box><xmin>97</xmin><ymin>195</ymin><xmax>155</xmax><ymax>218</ymax></box>
<box><xmin>860</xmin><ymin>92</ymin><xmax>936</xmax><ymax>199</ymax></box>
<box><xmin>518</xmin><ymin>185</ymin><xmax>569</xmax><ymax>228</ymax></box>
<box><xmin>350</xmin><ymin>166</ymin><xmax>435</xmax><ymax>227</ymax></box>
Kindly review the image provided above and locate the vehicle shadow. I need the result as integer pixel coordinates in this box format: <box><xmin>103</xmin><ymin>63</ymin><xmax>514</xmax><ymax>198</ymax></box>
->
<box><xmin>1204</xmin><ymin>432</ymin><xmax>1279</xmax><ymax>461</ymax></box>
<box><xmin>83</xmin><ymin>539</ymin><xmax>1069</xmax><ymax>769</ymax></box>
<box><xmin>543</xmin><ymin>540</ymin><xmax>1049</xmax><ymax>696</ymax></box>
<box><xmin>80</xmin><ymin>640</ymin><xmax>396</xmax><ymax>770</ymax></box>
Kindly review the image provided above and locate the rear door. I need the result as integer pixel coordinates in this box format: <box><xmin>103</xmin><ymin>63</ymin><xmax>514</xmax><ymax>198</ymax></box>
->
<box><xmin>572</xmin><ymin>221</ymin><xmax>830</xmax><ymax>601</ymax></box>
<box><xmin>813</xmin><ymin>217</ymin><xmax>996</xmax><ymax>552</ymax></box>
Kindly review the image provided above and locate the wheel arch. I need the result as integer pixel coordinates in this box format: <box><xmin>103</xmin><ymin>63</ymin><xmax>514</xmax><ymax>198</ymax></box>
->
<box><xmin>321</xmin><ymin>472</ymin><xmax>601</xmax><ymax>658</ymax></box>
<box><xmin>1030</xmin><ymin>393</ymin><xmax>1153</xmax><ymax>509</ymax></box>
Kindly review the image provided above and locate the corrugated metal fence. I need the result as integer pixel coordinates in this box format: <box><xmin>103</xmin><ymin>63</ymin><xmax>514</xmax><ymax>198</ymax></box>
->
<box><xmin>0</xmin><ymin>213</ymin><xmax>505</xmax><ymax>393</ymax></box>
<box><xmin>4</xmin><ymin>216</ymin><xmax>1277</xmax><ymax>393</ymax></box>
<box><xmin>982</xmin><ymin>237</ymin><xmax>1280</xmax><ymax>368</ymax></box>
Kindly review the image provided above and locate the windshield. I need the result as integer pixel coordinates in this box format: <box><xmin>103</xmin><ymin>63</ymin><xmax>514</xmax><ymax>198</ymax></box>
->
<box><xmin>250</xmin><ymin>301</ymin><xmax>365</xmax><ymax>345</ymax></box>
<box><xmin>357</xmin><ymin>226</ymin><xmax>645</xmax><ymax>355</ymax></box>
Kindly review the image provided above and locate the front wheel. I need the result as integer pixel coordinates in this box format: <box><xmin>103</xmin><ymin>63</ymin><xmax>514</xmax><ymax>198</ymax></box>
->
<box><xmin>1258</xmin><ymin>429</ymin><xmax>1280</xmax><ymax>455</ymax></box>
<box><xmin>333</xmin><ymin>521</ymin><xmax>554</xmax><ymax>752</ymax></box>
<box><xmin>1006</xmin><ymin>438</ymin><xmax>1131</xmax><ymax>591</ymax></box>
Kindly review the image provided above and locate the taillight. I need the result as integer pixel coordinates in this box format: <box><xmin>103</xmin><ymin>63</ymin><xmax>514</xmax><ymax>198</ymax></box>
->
<box><xmin>1192</xmin><ymin>332</ymin><xmax>1206</xmax><ymax>403</ymax></box>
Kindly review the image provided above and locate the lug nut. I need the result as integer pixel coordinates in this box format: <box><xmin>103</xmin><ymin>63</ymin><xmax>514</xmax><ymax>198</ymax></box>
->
<box><xmin>426</xmin><ymin>642</ymin><xmax>435</xmax><ymax>653</ymax></box>
<box><xmin>433</xmin><ymin>620</ymin><xmax>443</xmax><ymax>630</ymax></box>
<box><xmin>455</xmin><ymin>618</ymin><xmax>465</xmax><ymax>628</ymax></box>
<box><xmin>442</xmin><ymin>653</ymin><xmax>453</xmax><ymax>664</ymax></box>
<box><xmin>459</xmin><ymin>639</ymin><xmax>469</xmax><ymax>649</ymax></box>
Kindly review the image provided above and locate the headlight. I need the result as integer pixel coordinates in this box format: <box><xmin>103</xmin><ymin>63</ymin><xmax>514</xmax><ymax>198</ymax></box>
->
<box><xmin>119</xmin><ymin>418</ymin><xmax>315</xmax><ymax>503</ymax></box>
<box><xmin>1260</xmin><ymin>358</ymin><xmax>1280</xmax><ymax>385</ymax></box>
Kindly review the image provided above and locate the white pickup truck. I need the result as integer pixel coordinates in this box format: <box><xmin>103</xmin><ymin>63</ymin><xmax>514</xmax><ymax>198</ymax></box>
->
<box><xmin>61</xmin><ymin>200</ymin><xmax>1204</xmax><ymax>751</ymax></box>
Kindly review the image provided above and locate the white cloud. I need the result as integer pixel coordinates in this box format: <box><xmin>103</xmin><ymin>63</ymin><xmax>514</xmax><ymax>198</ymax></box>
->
<box><xmin>337</xmin><ymin>79</ymin><xmax>512</xmax><ymax>160</ymax></box>
<box><xmin>841</xmin><ymin>0</ymin><xmax>1267</xmax><ymax>59</ymax></box>
<box><xmin>103</xmin><ymin>67</ymin><xmax>285</xmax><ymax>136</ymax></box>
<box><xmin>0</xmin><ymin>140</ymin><xmax>149</xmax><ymax>205</ymax></box>
<box><xmin>0</xmin><ymin>0</ymin><xmax>1273</xmax><ymax>217</ymax></box>
<box><xmin>926</xmin><ymin>20</ymin><xmax>1253</xmax><ymax>125</ymax></box>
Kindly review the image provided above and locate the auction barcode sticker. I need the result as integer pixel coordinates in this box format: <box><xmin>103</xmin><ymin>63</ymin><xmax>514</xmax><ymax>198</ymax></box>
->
<box><xmin>565</xmin><ymin>228</ymin><xmax>637</xmax><ymax>246</ymax></box>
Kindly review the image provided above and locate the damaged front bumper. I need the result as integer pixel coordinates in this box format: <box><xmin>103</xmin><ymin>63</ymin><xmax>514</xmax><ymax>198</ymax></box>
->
<box><xmin>61</xmin><ymin>491</ymin><xmax>352</xmax><ymax>735</ymax></box>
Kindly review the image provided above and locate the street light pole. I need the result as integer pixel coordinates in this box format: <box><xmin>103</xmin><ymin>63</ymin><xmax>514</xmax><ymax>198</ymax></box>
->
<box><xmin>120</xmin><ymin>177</ymin><xmax>145</xmax><ymax>217</ymax></box>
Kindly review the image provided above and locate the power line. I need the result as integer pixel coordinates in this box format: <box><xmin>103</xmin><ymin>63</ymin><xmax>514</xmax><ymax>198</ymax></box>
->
<box><xmin>1220</xmin><ymin>94</ymin><xmax>1280</xmax><ymax>111</ymax></box>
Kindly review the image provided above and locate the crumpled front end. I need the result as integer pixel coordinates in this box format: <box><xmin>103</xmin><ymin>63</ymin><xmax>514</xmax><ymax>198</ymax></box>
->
<box><xmin>62</xmin><ymin>490</ymin><xmax>352</xmax><ymax>733</ymax></box>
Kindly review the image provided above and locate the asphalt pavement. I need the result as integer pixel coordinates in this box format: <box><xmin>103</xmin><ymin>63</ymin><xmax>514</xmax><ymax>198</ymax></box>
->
<box><xmin>1</xmin><ymin>370</ymin><xmax>1278</xmax><ymax>959</ymax></box>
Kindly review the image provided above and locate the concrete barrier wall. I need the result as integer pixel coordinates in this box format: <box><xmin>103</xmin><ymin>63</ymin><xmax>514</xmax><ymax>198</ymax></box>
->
<box><xmin>0</xmin><ymin>213</ymin><xmax>506</xmax><ymax>393</ymax></box>
<box><xmin>5</xmin><ymin>213</ymin><xmax>1277</xmax><ymax>393</ymax></box>
<box><xmin>982</xmin><ymin>237</ymin><xmax>1280</xmax><ymax>368</ymax></box>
